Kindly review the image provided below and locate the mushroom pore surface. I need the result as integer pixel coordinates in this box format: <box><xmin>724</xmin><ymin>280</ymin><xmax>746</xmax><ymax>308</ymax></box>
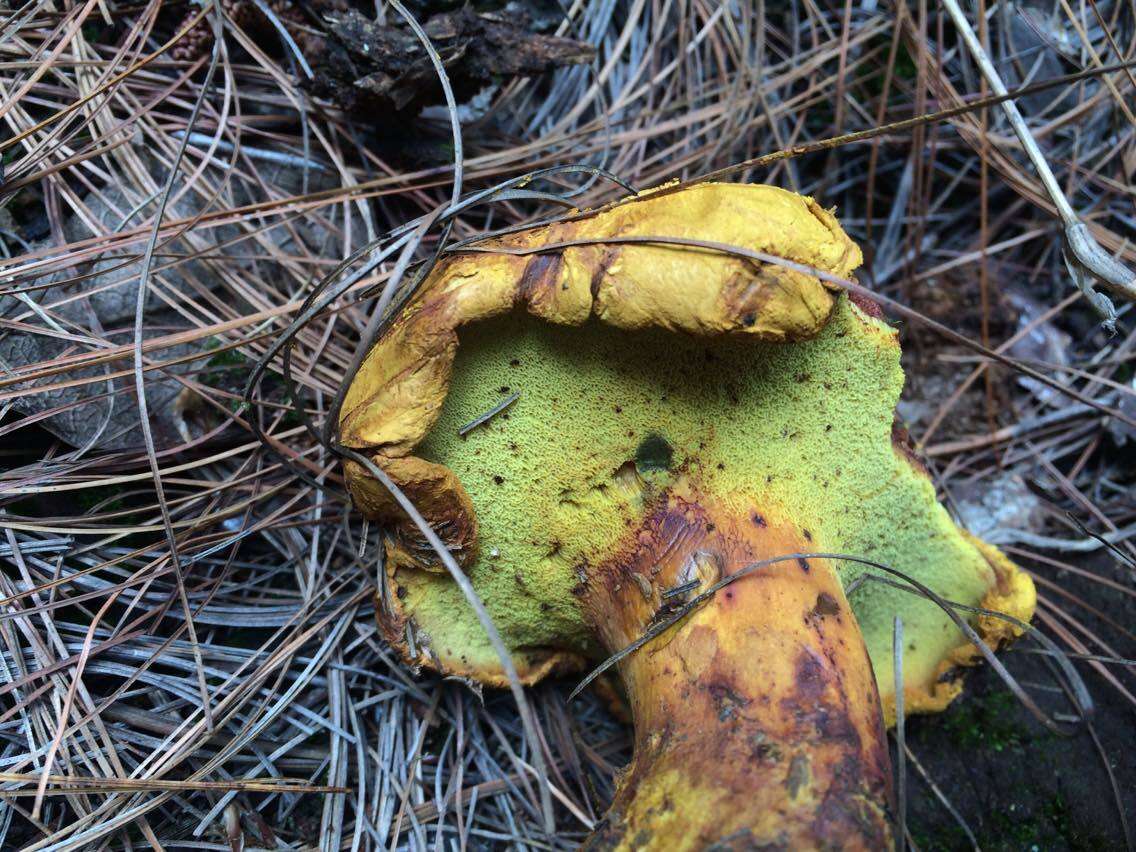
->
<box><xmin>385</xmin><ymin>294</ymin><xmax>1033</xmax><ymax>716</ymax></box>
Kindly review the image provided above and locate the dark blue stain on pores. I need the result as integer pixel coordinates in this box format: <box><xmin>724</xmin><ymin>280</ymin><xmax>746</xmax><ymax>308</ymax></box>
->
<box><xmin>635</xmin><ymin>433</ymin><xmax>674</xmax><ymax>473</ymax></box>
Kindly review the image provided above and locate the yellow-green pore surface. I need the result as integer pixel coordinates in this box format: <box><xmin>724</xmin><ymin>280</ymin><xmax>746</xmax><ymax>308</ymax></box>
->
<box><xmin>398</xmin><ymin>295</ymin><xmax>1014</xmax><ymax>709</ymax></box>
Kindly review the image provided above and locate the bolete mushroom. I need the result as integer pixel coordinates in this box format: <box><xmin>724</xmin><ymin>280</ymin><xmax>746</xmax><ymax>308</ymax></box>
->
<box><xmin>339</xmin><ymin>183</ymin><xmax>1035</xmax><ymax>849</ymax></box>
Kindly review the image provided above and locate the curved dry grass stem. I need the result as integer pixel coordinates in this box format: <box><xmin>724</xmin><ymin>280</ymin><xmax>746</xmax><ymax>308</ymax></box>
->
<box><xmin>941</xmin><ymin>0</ymin><xmax>1136</xmax><ymax>328</ymax></box>
<box><xmin>894</xmin><ymin>615</ymin><xmax>907</xmax><ymax>852</ymax></box>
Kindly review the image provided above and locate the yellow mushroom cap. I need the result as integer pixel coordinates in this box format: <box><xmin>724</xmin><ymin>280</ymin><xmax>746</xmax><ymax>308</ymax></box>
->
<box><xmin>340</xmin><ymin>182</ymin><xmax>1035</xmax><ymax>722</ymax></box>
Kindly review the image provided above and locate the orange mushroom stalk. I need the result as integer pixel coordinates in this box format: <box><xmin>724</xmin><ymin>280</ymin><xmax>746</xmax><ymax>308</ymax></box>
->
<box><xmin>340</xmin><ymin>183</ymin><xmax>1035</xmax><ymax>848</ymax></box>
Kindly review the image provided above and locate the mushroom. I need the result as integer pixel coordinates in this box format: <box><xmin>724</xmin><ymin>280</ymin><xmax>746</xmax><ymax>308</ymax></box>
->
<box><xmin>339</xmin><ymin>183</ymin><xmax>1035</xmax><ymax>848</ymax></box>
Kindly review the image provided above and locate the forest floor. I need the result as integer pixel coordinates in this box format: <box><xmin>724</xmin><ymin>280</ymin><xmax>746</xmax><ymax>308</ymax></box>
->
<box><xmin>1</xmin><ymin>1</ymin><xmax>1133</xmax><ymax>849</ymax></box>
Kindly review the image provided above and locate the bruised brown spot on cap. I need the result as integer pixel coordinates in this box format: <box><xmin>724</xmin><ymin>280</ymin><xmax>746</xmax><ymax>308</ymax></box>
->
<box><xmin>517</xmin><ymin>253</ymin><xmax>563</xmax><ymax>304</ymax></box>
<box><xmin>814</xmin><ymin>703</ymin><xmax>861</xmax><ymax>742</ymax></box>
<box><xmin>346</xmin><ymin>455</ymin><xmax>479</xmax><ymax>572</ymax></box>
<box><xmin>707</xmin><ymin>680</ymin><xmax>752</xmax><ymax>722</ymax></box>
<box><xmin>810</xmin><ymin>752</ymin><xmax>892</xmax><ymax>846</ymax></box>
<box><xmin>848</xmin><ymin>289</ymin><xmax>885</xmax><ymax>319</ymax></box>
<box><xmin>631</xmin><ymin>572</ymin><xmax>653</xmax><ymax>600</ymax></box>
<box><xmin>891</xmin><ymin>418</ymin><xmax>928</xmax><ymax>475</ymax></box>
<box><xmin>703</xmin><ymin>828</ymin><xmax>774</xmax><ymax>852</ymax></box>
<box><xmin>813</xmin><ymin>592</ymin><xmax>841</xmax><ymax>617</ymax></box>
<box><xmin>785</xmin><ymin>753</ymin><xmax>810</xmax><ymax>799</ymax></box>
<box><xmin>590</xmin><ymin>246</ymin><xmax>619</xmax><ymax>299</ymax></box>
<box><xmin>793</xmin><ymin>647</ymin><xmax>829</xmax><ymax>704</ymax></box>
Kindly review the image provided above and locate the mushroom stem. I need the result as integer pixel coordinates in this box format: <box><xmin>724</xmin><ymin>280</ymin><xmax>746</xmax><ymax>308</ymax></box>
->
<box><xmin>580</xmin><ymin>496</ymin><xmax>894</xmax><ymax>849</ymax></box>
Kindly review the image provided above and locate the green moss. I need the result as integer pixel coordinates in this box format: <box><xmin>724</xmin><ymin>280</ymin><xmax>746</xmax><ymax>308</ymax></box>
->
<box><xmin>74</xmin><ymin>484</ymin><xmax>129</xmax><ymax>515</ymax></box>
<box><xmin>910</xmin><ymin>823</ymin><xmax>972</xmax><ymax>852</ymax></box>
<box><xmin>910</xmin><ymin>785</ymin><xmax>1087</xmax><ymax>851</ymax></box>
<box><xmin>205</xmin><ymin>339</ymin><xmax>248</xmax><ymax>369</ymax></box>
<box><xmin>984</xmin><ymin>798</ymin><xmax>1068</xmax><ymax>850</ymax></box>
<box><xmin>1042</xmin><ymin>793</ymin><xmax>1073</xmax><ymax>840</ymax></box>
<box><xmin>943</xmin><ymin>690</ymin><xmax>1025</xmax><ymax>752</ymax></box>
<box><xmin>401</xmin><ymin>295</ymin><xmax>1003</xmax><ymax>695</ymax></box>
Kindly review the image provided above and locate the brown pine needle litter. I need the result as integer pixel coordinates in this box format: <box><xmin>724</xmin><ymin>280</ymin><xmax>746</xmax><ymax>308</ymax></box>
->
<box><xmin>0</xmin><ymin>772</ymin><xmax>349</xmax><ymax>795</ymax></box>
<box><xmin>0</xmin><ymin>0</ymin><xmax>1134</xmax><ymax>848</ymax></box>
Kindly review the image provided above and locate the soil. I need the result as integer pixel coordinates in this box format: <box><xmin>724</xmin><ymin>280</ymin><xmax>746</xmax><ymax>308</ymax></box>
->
<box><xmin>901</xmin><ymin>546</ymin><xmax>1135</xmax><ymax>851</ymax></box>
<box><xmin>886</xmin><ymin>268</ymin><xmax>1136</xmax><ymax>850</ymax></box>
